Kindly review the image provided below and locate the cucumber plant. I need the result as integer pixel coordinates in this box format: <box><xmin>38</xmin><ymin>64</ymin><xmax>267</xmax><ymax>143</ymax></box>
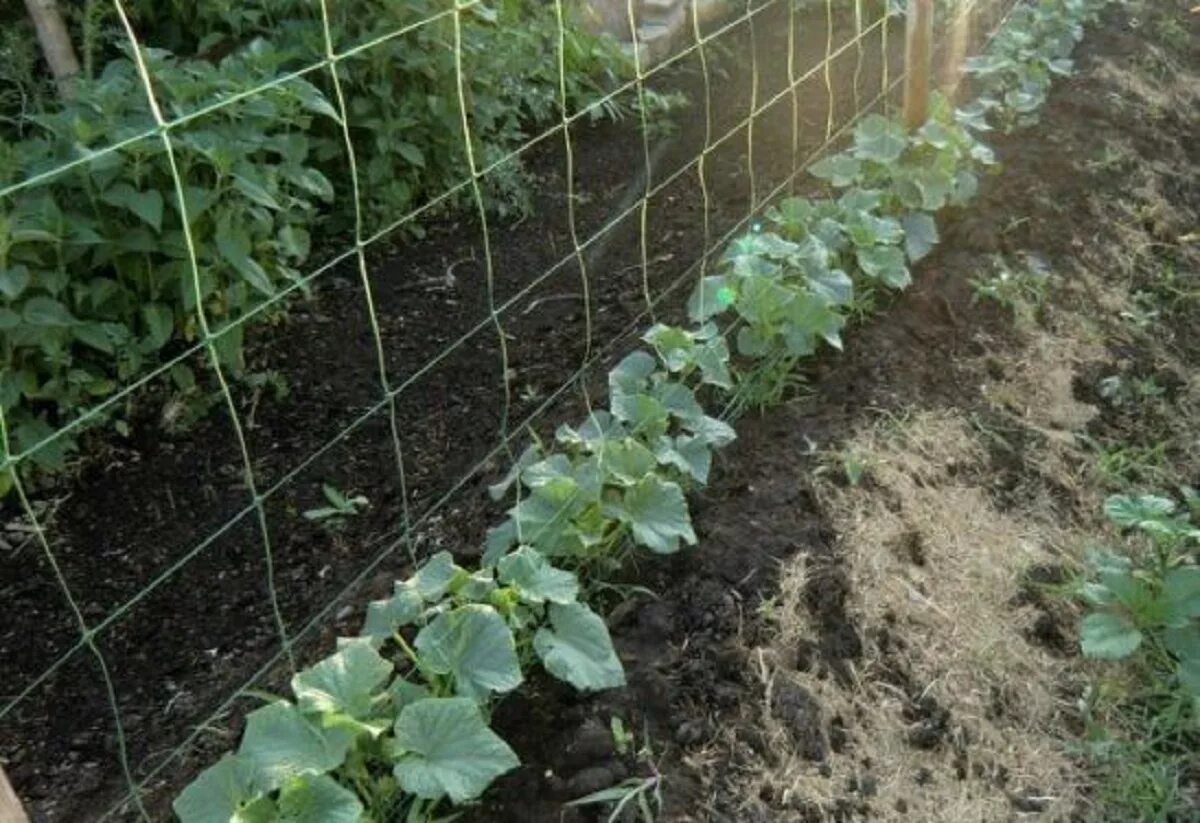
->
<box><xmin>175</xmin><ymin>548</ymin><xmax>623</xmax><ymax>821</ymax></box>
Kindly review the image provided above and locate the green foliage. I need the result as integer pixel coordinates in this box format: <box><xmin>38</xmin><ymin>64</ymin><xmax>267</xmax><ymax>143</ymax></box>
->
<box><xmin>175</xmin><ymin>548</ymin><xmax>622</xmax><ymax>821</ymax></box>
<box><xmin>969</xmin><ymin>254</ymin><xmax>1052</xmax><ymax>321</ymax></box>
<box><xmin>1071</xmin><ymin>491</ymin><xmax>1200</xmax><ymax>822</ymax></box>
<box><xmin>962</xmin><ymin>0</ymin><xmax>1107</xmax><ymax>132</ymax></box>
<box><xmin>303</xmin><ymin>483</ymin><xmax>369</xmax><ymax>527</ymax></box>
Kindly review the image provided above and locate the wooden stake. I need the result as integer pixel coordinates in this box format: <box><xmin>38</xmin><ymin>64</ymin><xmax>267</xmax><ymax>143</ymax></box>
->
<box><xmin>0</xmin><ymin>767</ymin><xmax>28</xmax><ymax>823</ymax></box>
<box><xmin>23</xmin><ymin>0</ymin><xmax>81</xmax><ymax>99</ymax></box>
<box><xmin>903</xmin><ymin>0</ymin><xmax>934</xmax><ymax>129</ymax></box>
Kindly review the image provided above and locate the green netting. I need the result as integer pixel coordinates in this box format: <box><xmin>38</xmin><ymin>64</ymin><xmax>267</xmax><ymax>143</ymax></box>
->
<box><xmin>0</xmin><ymin>0</ymin><xmax>1022</xmax><ymax>818</ymax></box>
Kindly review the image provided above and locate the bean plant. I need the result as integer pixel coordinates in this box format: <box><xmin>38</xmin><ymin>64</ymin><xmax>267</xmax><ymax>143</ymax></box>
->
<box><xmin>175</xmin><ymin>0</ymin><xmax>1112</xmax><ymax>819</ymax></box>
<box><xmin>0</xmin><ymin>0</ymin><xmax>661</xmax><ymax>490</ymax></box>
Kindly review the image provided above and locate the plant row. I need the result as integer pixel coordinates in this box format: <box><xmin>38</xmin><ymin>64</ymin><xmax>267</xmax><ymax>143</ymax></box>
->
<box><xmin>0</xmin><ymin>0</ymin><xmax>661</xmax><ymax>488</ymax></box>
<box><xmin>173</xmin><ymin>0</ymin><xmax>1113</xmax><ymax>819</ymax></box>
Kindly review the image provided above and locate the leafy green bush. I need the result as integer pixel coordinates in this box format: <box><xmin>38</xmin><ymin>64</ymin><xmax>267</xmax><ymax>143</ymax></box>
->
<box><xmin>1</xmin><ymin>45</ymin><xmax>336</xmax><ymax>484</ymax></box>
<box><xmin>0</xmin><ymin>0</ymin><xmax>642</xmax><ymax>487</ymax></box>
<box><xmin>175</xmin><ymin>548</ymin><xmax>624</xmax><ymax>820</ymax></box>
<box><xmin>1070</xmin><ymin>491</ymin><xmax>1200</xmax><ymax>820</ymax></box>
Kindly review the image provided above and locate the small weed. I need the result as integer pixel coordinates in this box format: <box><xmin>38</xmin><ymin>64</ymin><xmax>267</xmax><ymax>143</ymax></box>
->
<box><xmin>568</xmin><ymin>720</ymin><xmax>663</xmax><ymax>822</ymax></box>
<box><xmin>1084</xmin><ymin>436</ymin><xmax>1171</xmax><ymax>489</ymax></box>
<box><xmin>970</xmin><ymin>254</ymin><xmax>1051</xmax><ymax>321</ymax></box>
<box><xmin>1065</xmin><ymin>492</ymin><xmax>1200</xmax><ymax>821</ymax></box>
<box><xmin>303</xmin><ymin>483</ymin><xmax>368</xmax><ymax>527</ymax></box>
<box><xmin>1098</xmin><ymin>374</ymin><xmax>1165</xmax><ymax>409</ymax></box>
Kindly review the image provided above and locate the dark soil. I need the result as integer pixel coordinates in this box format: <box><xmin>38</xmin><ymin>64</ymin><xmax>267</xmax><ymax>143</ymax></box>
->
<box><xmin>3</xmin><ymin>0</ymin><xmax>1195</xmax><ymax>821</ymax></box>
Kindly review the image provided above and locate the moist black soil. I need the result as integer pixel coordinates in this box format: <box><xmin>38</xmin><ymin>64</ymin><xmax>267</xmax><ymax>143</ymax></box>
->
<box><xmin>3</xmin><ymin>0</ymin><xmax>1195</xmax><ymax>821</ymax></box>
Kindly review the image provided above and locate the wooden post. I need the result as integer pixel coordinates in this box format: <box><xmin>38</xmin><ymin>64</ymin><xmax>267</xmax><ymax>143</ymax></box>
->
<box><xmin>0</xmin><ymin>766</ymin><xmax>28</xmax><ymax>823</ymax></box>
<box><xmin>903</xmin><ymin>0</ymin><xmax>934</xmax><ymax>129</ymax></box>
<box><xmin>23</xmin><ymin>0</ymin><xmax>81</xmax><ymax>99</ymax></box>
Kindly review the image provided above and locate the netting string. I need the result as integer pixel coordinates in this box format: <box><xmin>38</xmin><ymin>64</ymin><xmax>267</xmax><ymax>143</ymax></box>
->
<box><xmin>3</xmin><ymin>7</ymin><xmax>903</xmax><ymax>727</ymax></box>
<box><xmin>0</xmin><ymin>407</ymin><xmax>148</xmax><ymax>820</ymax></box>
<box><xmin>316</xmin><ymin>0</ymin><xmax>416</xmax><ymax>564</ymax></box>
<box><xmin>112</xmin><ymin>0</ymin><xmax>295</xmax><ymax>690</ymax></box>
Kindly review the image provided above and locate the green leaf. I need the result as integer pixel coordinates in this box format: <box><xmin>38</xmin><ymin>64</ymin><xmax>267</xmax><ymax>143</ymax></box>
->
<box><xmin>278</xmin><ymin>224</ymin><xmax>311</xmax><ymax>261</ymax></box>
<box><xmin>396</xmin><ymin>143</ymin><xmax>426</xmax><ymax>168</ymax></box>
<box><xmin>534</xmin><ymin>602</ymin><xmax>625</xmax><ymax>691</ymax></box>
<box><xmin>276</xmin><ymin>773</ymin><xmax>361</xmax><ymax>823</ymax></box>
<box><xmin>412</xmin><ymin>551</ymin><xmax>461</xmax><ymax>601</ymax></box>
<box><xmin>655</xmin><ymin>435</ymin><xmax>712</xmax><ymax>484</ymax></box>
<box><xmin>361</xmin><ymin>584</ymin><xmax>424</xmax><ymax>644</ymax></box>
<box><xmin>851</xmin><ymin>114</ymin><xmax>908</xmax><ymax>163</ymax></box>
<box><xmin>608</xmin><ymin>351</ymin><xmax>657</xmax><ymax>396</ymax></box>
<box><xmin>856</xmin><ymin>245</ymin><xmax>911</xmax><ymax>289</ymax></box>
<box><xmin>616</xmin><ymin>475</ymin><xmax>696</xmax><ymax>554</ymax></box>
<box><xmin>292</xmin><ymin>638</ymin><xmax>392</xmax><ymax>721</ymax></box>
<box><xmin>497</xmin><ymin>545</ymin><xmax>579</xmax><ymax>604</ymax></box>
<box><xmin>238</xmin><ymin>702</ymin><xmax>350</xmax><ymax>793</ymax></box>
<box><xmin>687</xmin><ymin>275</ymin><xmax>734</xmax><ymax>322</ymax></box>
<box><xmin>142</xmin><ymin>303</ymin><xmax>174</xmax><ymax>350</ymax></box>
<box><xmin>1164</xmin><ymin>625</ymin><xmax>1200</xmax><ymax>696</ymax></box>
<box><xmin>0</xmin><ymin>266</ymin><xmax>30</xmax><ymax>299</ymax></box>
<box><xmin>22</xmin><ymin>296</ymin><xmax>76</xmax><ymax>327</ymax></box>
<box><xmin>901</xmin><ymin>212</ymin><xmax>939</xmax><ymax>262</ymax></box>
<box><xmin>72</xmin><ymin>323</ymin><xmax>115</xmax><ymax>354</ymax></box>
<box><xmin>1164</xmin><ymin>567</ymin><xmax>1200</xmax><ymax>625</ymax></box>
<box><xmin>687</xmin><ymin>414</ymin><xmax>737</xmax><ymax>448</ymax></box>
<box><xmin>392</xmin><ymin>698</ymin><xmax>519</xmax><ymax>803</ymax></box>
<box><xmin>217</xmin><ymin>218</ymin><xmax>275</xmax><ymax>297</ymax></box>
<box><xmin>233</xmin><ymin>174</ymin><xmax>282</xmax><ymax>210</ymax></box>
<box><xmin>173</xmin><ymin>755</ymin><xmax>270</xmax><ymax>823</ymax></box>
<box><xmin>101</xmin><ymin>183</ymin><xmax>164</xmax><ymax>232</ymax></box>
<box><xmin>808</xmin><ymin>154</ymin><xmax>862</xmax><ymax>187</ymax></box>
<box><xmin>1104</xmin><ymin>494</ymin><xmax>1176</xmax><ymax>530</ymax></box>
<box><xmin>414</xmin><ymin>604</ymin><xmax>523</xmax><ymax>699</ymax></box>
<box><xmin>1080</xmin><ymin>612</ymin><xmax>1143</xmax><ymax>660</ymax></box>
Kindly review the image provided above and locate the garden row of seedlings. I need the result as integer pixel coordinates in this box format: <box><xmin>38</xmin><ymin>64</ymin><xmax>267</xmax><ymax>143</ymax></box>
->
<box><xmin>173</xmin><ymin>1</ymin><xmax>1113</xmax><ymax>819</ymax></box>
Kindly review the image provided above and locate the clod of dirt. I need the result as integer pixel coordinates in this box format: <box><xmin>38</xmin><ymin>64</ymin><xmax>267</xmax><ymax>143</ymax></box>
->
<box><xmin>770</xmin><ymin>679</ymin><xmax>827</xmax><ymax>761</ymax></box>
<box><xmin>674</xmin><ymin>717</ymin><xmax>710</xmax><ymax>746</ymax></box>
<box><xmin>1025</xmin><ymin>611</ymin><xmax>1075</xmax><ymax>657</ymax></box>
<box><xmin>563</xmin><ymin>762</ymin><xmax>629</xmax><ymax>798</ymax></box>
<box><xmin>560</xmin><ymin>718</ymin><xmax>617</xmax><ymax>772</ymax></box>
<box><xmin>903</xmin><ymin>695</ymin><xmax>952</xmax><ymax>751</ymax></box>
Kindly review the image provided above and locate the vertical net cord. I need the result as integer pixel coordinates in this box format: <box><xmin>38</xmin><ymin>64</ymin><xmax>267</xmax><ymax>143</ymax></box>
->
<box><xmin>315</xmin><ymin>0</ymin><xmax>415</xmax><ymax>564</ymax></box>
<box><xmin>853</xmin><ymin>0</ymin><xmax>864</xmax><ymax>110</ymax></box>
<box><xmin>882</xmin><ymin>2</ymin><xmax>891</xmax><ymax>117</ymax></box>
<box><xmin>452</xmin><ymin>2</ymin><xmax>514</xmax><ymax>466</ymax></box>
<box><xmin>692</xmin><ymin>0</ymin><xmax>714</xmax><ymax>303</ymax></box>
<box><xmin>554</xmin><ymin>0</ymin><xmax>606</xmax><ymax>465</ymax></box>
<box><xmin>824</xmin><ymin>0</ymin><xmax>836</xmax><ymax>140</ymax></box>
<box><xmin>626</xmin><ymin>0</ymin><xmax>656</xmax><ymax>319</ymax></box>
<box><xmin>110</xmin><ymin>1</ymin><xmax>295</xmax><ymax>678</ymax></box>
<box><xmin>746</xmin><ymin>0</ymin><xmax>760</xmax><ymax>212</ymax></box>
<box><xmin>787</xmin><ymin>0</ymin><xmax>799</xmax><ymax>195</ymax></box>
<box><xmin>0</xmin><ymin>410</ymin><xmax>148</xmax><ymax>821</ymax></box>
